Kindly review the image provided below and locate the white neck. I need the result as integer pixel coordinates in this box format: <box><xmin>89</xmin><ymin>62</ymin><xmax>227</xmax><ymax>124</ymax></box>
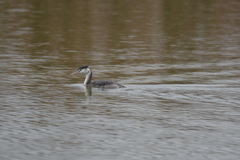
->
<box><xmin>84</xmin><ymin>68</ymin><xmax>92</xmax><ymax>85</ymax></box>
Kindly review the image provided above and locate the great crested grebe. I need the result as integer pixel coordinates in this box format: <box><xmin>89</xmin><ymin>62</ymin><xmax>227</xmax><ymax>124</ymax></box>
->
<box><xmin>71</xmin><ymin>66</ymin><xmax>125</xmax><ymax>89</ymax></box>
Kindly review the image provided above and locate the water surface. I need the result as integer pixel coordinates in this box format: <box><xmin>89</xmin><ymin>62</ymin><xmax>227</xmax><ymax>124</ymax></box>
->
<box><xmin>1</xmin><ymin>0</ymin><xmax>240</xmax><ymax>160</ymax></box>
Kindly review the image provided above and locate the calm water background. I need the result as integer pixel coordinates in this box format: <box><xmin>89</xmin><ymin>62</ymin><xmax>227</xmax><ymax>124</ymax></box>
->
<box><xmin>1</xmin><ymin>0</ymin><xmax>240</xmax><ymax>160</ymax></box>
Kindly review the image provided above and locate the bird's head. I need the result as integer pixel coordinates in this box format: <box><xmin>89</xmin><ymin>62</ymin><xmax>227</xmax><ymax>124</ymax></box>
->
<box><xmin>71</xmin><ymin>66</ymin><xmax>89</xmax><ymax>75</ymax></box>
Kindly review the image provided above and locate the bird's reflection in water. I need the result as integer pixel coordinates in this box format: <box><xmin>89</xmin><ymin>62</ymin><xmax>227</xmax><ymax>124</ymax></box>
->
<box><xmin>83</xmin><ymin>86</ymin><xmax>92</xmax><ymax>97</ymax></box>
<box><xmin>77</xmin><ymin>86</ymin><xmax>92</xmax><ymax>108</ymax></box>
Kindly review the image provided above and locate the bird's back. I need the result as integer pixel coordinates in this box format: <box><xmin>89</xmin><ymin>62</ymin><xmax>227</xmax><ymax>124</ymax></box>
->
<box><xmin>90</xmin><ymin>80</ymin><xmax>125</xmax><ymax>89</ymax></box>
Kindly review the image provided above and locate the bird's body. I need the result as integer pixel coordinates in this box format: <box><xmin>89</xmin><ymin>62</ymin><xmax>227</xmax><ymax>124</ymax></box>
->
<box><xmin>71</xmin><ymin>66</ymin><xmax>125</xmax><ymax>89</ymax></box>
<box><xmin>90</xmin><ymin>80</ymin><xmax>124</xmax><ymax>88</ymax></box>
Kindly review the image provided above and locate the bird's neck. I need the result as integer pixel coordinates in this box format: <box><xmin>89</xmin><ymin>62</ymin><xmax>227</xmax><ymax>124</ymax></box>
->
<box><xmin>84</xmin><ymin>68</ymin><xmax>92</xmax><ymax>85</ymax></box>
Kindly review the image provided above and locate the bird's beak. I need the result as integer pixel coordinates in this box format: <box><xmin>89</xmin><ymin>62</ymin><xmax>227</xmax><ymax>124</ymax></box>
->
<box><xmin>71</xmin><ymin>70</ymin><xmax>80</xmax><ymax>75</ymax></box>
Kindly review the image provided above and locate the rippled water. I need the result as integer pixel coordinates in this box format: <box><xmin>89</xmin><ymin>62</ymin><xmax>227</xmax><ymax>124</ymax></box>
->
<box><xmin>1</xmin><ymin>0</ymin><xmax>240</xmax><ymax>160</ymax></box>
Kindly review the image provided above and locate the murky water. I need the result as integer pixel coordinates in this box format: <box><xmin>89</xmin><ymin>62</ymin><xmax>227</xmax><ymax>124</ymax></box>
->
<box><xmin>1</xmin><ymin>0</ymin><xmax>240</xmax><ymax>160</ymax></box>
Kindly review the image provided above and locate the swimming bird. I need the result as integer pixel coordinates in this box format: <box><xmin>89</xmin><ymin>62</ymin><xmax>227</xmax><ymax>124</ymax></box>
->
<box><xmin>71</xmin><ymin>66</ymin><xmax>125</xmax><ymax>89</ymax></box>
